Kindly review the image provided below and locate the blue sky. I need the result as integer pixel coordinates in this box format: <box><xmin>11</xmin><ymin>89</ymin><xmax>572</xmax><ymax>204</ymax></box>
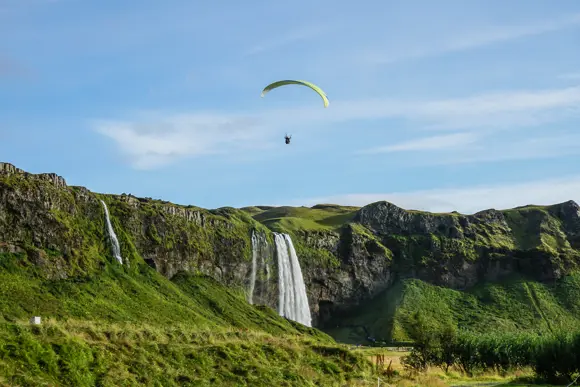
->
<box><xmin>1</xmin><ymin>0</ymin><xmax>580</xmax><ymax>213</ymax></box>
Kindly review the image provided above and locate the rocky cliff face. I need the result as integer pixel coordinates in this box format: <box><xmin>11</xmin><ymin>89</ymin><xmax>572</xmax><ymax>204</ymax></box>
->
<box><xmin>1</xmin><ymin>162</ymin><xmax>579</xmax><ymax>328</ymax></box>
<box><xmin>0</xmin><ymin>162</ymin><xmax>266</xmax><ymax>285</ymax></box>
<box><xmin>353</xmin><ymin>201</ymin><xmax>580</xmax><ymax>287</ymax></box>
<box><xmin>291</xmin><ymin>226</ymin><xmax>394</xmax><ymax>326</ymax></box>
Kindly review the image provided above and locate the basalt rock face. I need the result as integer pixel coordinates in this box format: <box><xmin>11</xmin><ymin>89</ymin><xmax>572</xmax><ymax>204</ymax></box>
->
<box><xmin>294</xmin><ymin>226</ymin><xmax>394</xmax><ymax>327</ymax></box>
<box><xmin>293</xmin><ymin>200</ymin><xmax>580</xmax><ymax>326</ymax></box>
<box><xmin>1</xmin><ymin>162</ymin><xmax>579</xmax><ymax>328</ymax></box>
<box><xmin>353</xmin><ymin>201</ymin><xmax>580</xmax><ymax>288</ymax></box>
<box><xmin>256</xmin><ymin>201</ymin><xmax>580</xmax><ymax>327</ymax></box>
<box><xmin>0</xmin><ymin>163</ymin><xmax>390</xmax><ymax>326</ymax></box>
<box><xmin>0</xmin><ymin>165</ymin><xmax>100</xmax><ymax>280</ymax></box>
<box><xmin>550</xmin><ymin>200</ymin><xmax>580</xmax><ymax>249</ymax></box>
<box><xmin>0</xmin><ymin>162</ymin><xmax>261</xmax><ymax>289</ymax></box>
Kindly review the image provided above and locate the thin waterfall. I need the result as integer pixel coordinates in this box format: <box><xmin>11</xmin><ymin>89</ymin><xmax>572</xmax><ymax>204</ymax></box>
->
<box><xmin>248</xmin><ymin>230</ymin><xmax>271</xmax><ymax>305</ymax></box>
<box><xmin>100</xmin><ymin>200</ymin><xmax>123</xmax><ymax>265</ymax></box>
<box><xmin>248</xmin><ymin>231</ymin><xmax>259</xmax><ymax>304</ymax></box>
<box><xmin>262</xmin><ymin>245</ymin><xmax>271</xmax><ymax>291</ymax></box>
<box><xmin>273</xmin><ymin>232</ymin><xmax>311</xmax><ymax>327</ymax></box>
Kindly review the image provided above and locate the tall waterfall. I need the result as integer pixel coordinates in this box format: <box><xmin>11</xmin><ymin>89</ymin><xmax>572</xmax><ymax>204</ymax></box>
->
<box><xmin>274</xmin><ymin>233</ymin><xmax>311</xmax><ymax>327</ymax></box>
<box><xmin>100</xmin><ymin>200</ymin><xmax>123</xmax><ymax>265</ymax></box>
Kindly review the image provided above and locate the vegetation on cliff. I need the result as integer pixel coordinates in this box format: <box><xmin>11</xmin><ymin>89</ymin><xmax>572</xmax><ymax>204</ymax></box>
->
<box><xmin>0</xmin><ymin>163</ymin><xmax>377</xmax><ymax>385</ymax></box>
<box><xmin>2</xmin><ymin>162</ymin><xmax>580</xmax><ymax>384</ymax></box>
<box><xmin>245</xmin><ymin>199</ymin><xmax>580</xmax><ymax>343</ymax></box>
<box><xmin>0</xmin><ymin>162</ymin><xmax>274</xmax><ymax>283</ymax></box>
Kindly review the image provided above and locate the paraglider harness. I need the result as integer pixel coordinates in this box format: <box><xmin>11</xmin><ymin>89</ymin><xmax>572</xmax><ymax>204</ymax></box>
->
<box><xmin>284</xmin><ymin>134</ymin><xmax>292</xmax><ymax>144</ymax></box>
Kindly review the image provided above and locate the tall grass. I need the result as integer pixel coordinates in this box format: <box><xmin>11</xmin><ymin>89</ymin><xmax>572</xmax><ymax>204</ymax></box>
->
<box><xmin>0</xmin><ymin>318</ymin><xmax>377</xmax><ymax>386</ymax></box>
<box><xmin>402</xmin><ymin>311</ymin><xmax>580</xmax><ymax>384</ymax></box>
<box><xmin>0</xmin><ymin>256</ymin><xmax>377</xmax><ymax>386</ymax></box>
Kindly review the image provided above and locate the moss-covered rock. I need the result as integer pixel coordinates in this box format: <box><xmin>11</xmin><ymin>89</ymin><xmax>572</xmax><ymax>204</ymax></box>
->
<box><xmin>353</xmin><ymin>200</ymin><xmax>580</xmax><ymax>287</ymax></box>
<box><xmin>2</xmin><ymin>162</ymin><xmax>580</xmax><ymax>337</ymax></box>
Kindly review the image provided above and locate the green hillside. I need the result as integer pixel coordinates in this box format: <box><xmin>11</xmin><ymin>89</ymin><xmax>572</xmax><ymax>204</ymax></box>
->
<box><xmin>249</xmin><ymin>204</ymin><xmax>359</xmax><ymax>232</ymax></box>
<box><xmin>0</xmin><ymin>251</ymin><xmax>374</xmax><ymax>386</ymax></box>
<box><xmin>324</xmin><ymin>273</ymin><xmax>580</xmax><ymax>344</ymax></box>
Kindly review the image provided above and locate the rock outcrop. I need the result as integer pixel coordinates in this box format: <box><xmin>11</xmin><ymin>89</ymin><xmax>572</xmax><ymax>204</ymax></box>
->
<box><xmin>1</xmin><ymin>162</ymin><xmax>579</xmax><ymax>328</ymax></box>
<box><xmin>351</xmin><ymin>200</ymin><xmax>579</xmax><ymax>289</ymax></box>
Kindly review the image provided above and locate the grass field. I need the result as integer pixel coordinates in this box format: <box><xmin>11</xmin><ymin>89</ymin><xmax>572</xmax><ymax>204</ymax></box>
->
<box><xmin>0</xmin><ymin>319</ymin><xmax>377</xmax><ymax>386</ymax></box>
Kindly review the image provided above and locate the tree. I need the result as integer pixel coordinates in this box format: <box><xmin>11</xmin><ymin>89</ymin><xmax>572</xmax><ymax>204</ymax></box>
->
<box><xmin>436</xmin><ymin>323</ymin><xmax>458</xmax><ymax>373</ymax></box>
<box><xmin>401</xmin><ymin>311</ymin><xmax>441</xmax><ymax>372</ymax></box>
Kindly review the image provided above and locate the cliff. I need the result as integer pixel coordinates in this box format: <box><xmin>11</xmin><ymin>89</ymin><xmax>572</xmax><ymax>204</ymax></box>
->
<box><xmin>0</xmin><ymin>163</ymin><xmax>394</xmax><ymax>326</ymax></box>
<box><xmin>1</xmin><ymin>162</ymin><xmax>580</xmax><ymax>339</ymax></box>
<box><xmin>249</xmin><ymin>200</ymin><xmax>580</xmax><ymax>333</ymax></box>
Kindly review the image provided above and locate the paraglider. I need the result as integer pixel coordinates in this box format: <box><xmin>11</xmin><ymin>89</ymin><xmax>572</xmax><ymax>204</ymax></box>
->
<box><xmin>260</xmin><ymin>80</ymin><xmax>329</xmax><ymax>108</ymax></box>
<box><xmin>261</xmin><ymin>80</ymin><xmax>329</xmax><ymax>145</ymax></box>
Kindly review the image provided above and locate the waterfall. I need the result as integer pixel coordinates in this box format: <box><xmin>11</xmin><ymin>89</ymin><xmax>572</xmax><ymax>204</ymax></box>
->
<box><xmin>263</xmin><ymin>246</ymin><xmax>271</xmax><ymax>284</ymax></box>
<box><xmin>274</xmin><ymin>233</ymin><xmax>311</xmax><ymax>327</ymax></box>
<box><xmin>100</xmin><ymin>200</ymin><xmax>123</xmax><ymax>265</ymax></box>
<box><xmin>248</xmin><ymin>231</ymin><xmax>259</xmax><ymax>304</ymax></box>
<box><xmin>248</xmin><ymin>230</ymin><xmax>272</xmax><ymax>305</ymax></box>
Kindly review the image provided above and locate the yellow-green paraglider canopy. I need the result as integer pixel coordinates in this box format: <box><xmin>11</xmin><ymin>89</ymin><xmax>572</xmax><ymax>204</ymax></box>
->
<box><xmin>261</xmin><ymin>80</ymin><xmax>329</xmax><ymax>108</ymax></box>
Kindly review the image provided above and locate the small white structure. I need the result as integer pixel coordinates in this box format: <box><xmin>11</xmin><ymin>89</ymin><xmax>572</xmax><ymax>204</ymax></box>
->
<box><xmin>30</xmin><ymin>316</ymin><xmax>41</xmax><ymax>325</ymax></box>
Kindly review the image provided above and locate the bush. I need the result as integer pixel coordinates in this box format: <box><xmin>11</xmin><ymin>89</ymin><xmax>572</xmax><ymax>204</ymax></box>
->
<box><xmin>402</xmin><ymin>321</ymin><xmax>580</xmax><ymax>381</ymax></box>
<box><xmin>533</xmin><ymin>332</ymin><xmax>579</xmax><ymax>384</ymax></box>
<box><xmin>401</xmin><ymin>311</ymin><xmax>443</xmax><ymax>372</ymax></box>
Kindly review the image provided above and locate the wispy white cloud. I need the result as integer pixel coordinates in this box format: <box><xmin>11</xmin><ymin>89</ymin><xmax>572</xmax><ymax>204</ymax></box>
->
<box><xmin>95</xmin><ymin>85</ymin><xmax>580</xmax><ymax>169</ymax></box>
<box><xmin>268</xmin><ymin>85</ymin><xmax>580</xmax><ymax>131</ymax></box>
<box><xmin>351</xmin><ymin>84</ymin><xmax>580</xmax><ymax>164</ymax></box>
<box><xmin>359</xmin><ymin>133</ymin><xmax>480</xmax><ymax>154</ymax></box>
<box><xmin>424</xmin><ymin>133</ymin><xmax>580</xmax><ymax>165</ymax></box>
<box><xmin>346</xmin><ymin>86</ymin><xmax>580</xmax><ymax>163</ymax></box>
<box><xmin>356</xmin><ymin>131</ymin><xmax>580</xmax><ymax>167</ymax></box>
<box><xmin>291</xmin><ymin>176</ymin><xmax>580</xmax><ymax>214</ymax></box>
<box><xmin>93</xmin><ymin>112</ymin><xmax>274</xmax><ymax>170</ymax></box>
<box><xmin>414</xmin><ymin>87</ymin><xmax>580</xmax><ymax>120</ymax></box>
<box><xmin>243</xmin><ymin>25</ymin><xmax>329</xmax><ymax>56</ymax></box>
<box><xmin>362</xmin><ymin>12</ymin><xmax>580</xmax><ymax>65</ymax></box>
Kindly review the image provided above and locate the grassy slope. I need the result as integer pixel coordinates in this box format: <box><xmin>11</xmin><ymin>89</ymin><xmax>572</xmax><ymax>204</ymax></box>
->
<box><xmin>248</xmin><ymin>204</ymin><xmax>360</xmax><ymax>232</ymax></box>
<box><xmin>0</xmin><ymin>169</ymin><xmax>377</xmax><ymax>385</ymax></box>
<box><xmin>324</xmin><ymin>273</ymin><xmax>580</xmax><ymax>343</ymax></box>
<box><xmin>0</xmin><ymin>252</ymin><xmax>374</xmax><ymax>386</ymax></box>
